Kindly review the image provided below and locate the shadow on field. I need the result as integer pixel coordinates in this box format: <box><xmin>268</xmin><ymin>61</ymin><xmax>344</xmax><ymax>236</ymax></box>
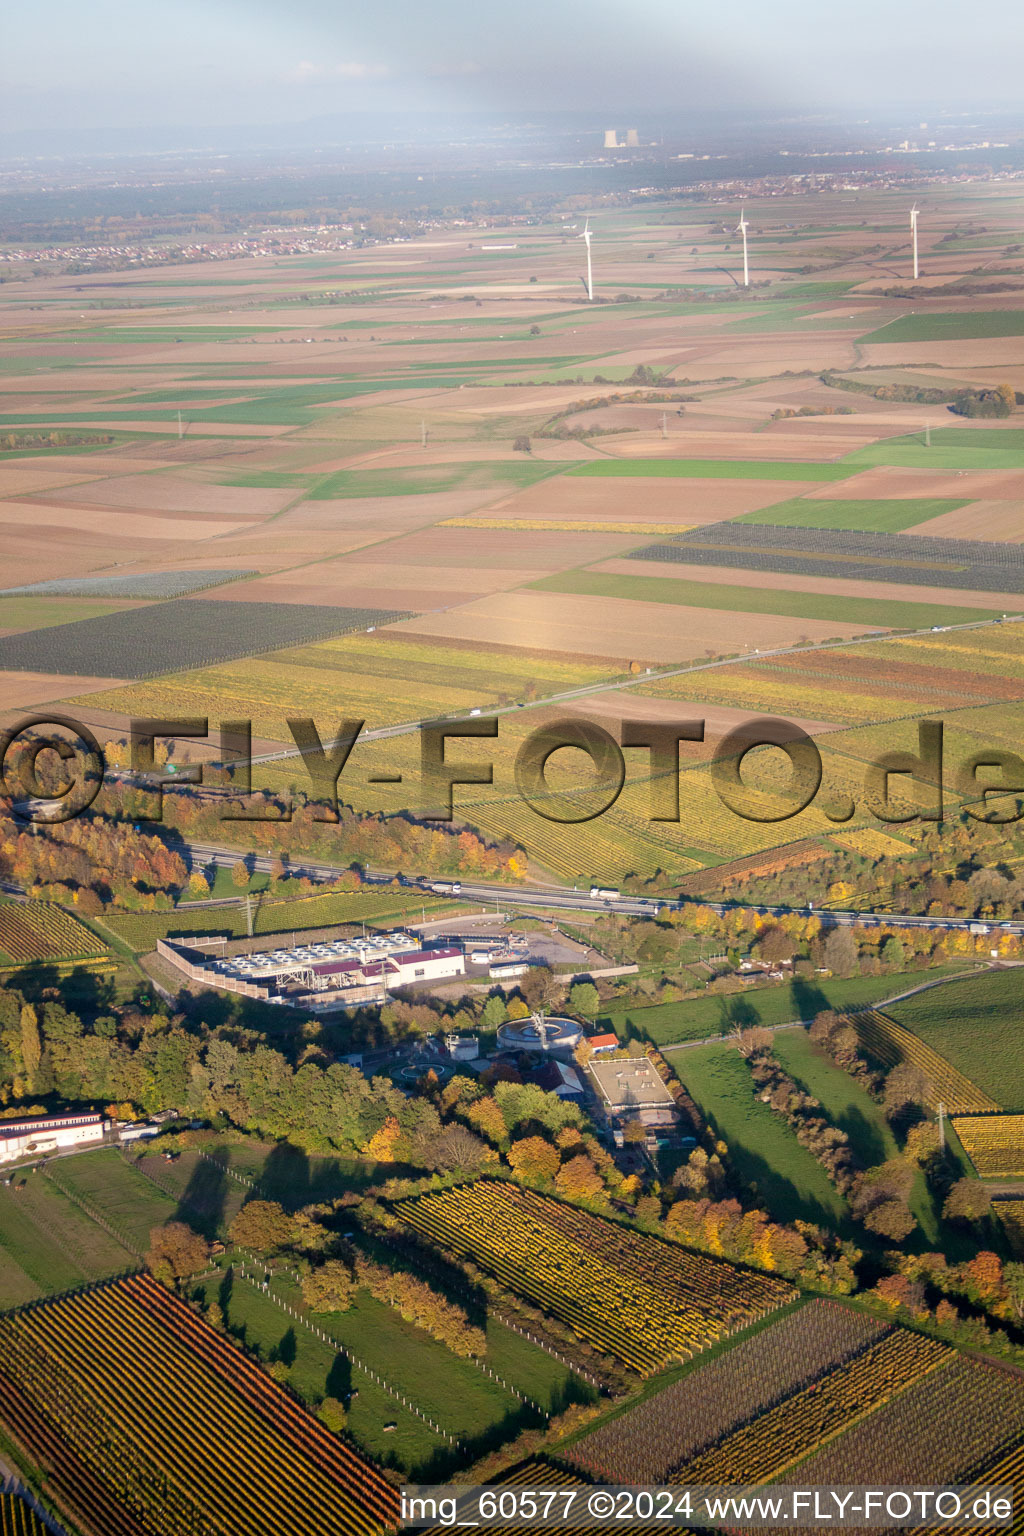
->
<box><xmin>175</xmin><ymin>1144</ymin><xmax>231</xmax><ymax>1239</ymax></box>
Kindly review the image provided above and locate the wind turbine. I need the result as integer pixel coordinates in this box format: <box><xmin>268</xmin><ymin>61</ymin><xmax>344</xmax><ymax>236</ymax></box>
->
<box><xmin>580</xmin><ymin>218</ymin><xmax>594</xmax><ymax>301</ymax></box>
<box><xmin>910</xmin><ymin>204</ymin><xmax>920</xmax><ymax>281</ymax></box>
<box><xmin>736</xmin><ymin>209</ymin><xmax>750</xmax><ymax>287</ymax></box>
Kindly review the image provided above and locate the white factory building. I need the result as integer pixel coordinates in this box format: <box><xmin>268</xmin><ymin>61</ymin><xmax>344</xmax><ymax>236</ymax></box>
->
<box><xmin>158</xmin><ymin>929</ymin><xmax>466</xmax><ymax>1011</ymax></box>
<box><xmin>0</xmin><ymin>1111</ymin><xmax>107</xmax><ymax>1164</ymax></box>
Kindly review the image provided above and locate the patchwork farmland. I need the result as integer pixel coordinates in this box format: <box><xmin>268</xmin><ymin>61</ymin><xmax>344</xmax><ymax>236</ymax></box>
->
<box><xmin>3</xmin><ymin>169</ymin><xmax>1024</xmax><ymax>1534</ymax></box>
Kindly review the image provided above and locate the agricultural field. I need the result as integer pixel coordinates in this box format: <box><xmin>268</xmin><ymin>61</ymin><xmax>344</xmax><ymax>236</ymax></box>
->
<box><xmin>563</xmin><ymin>1299</ymin><xmax>886</xmax><ymax>1481</ymax></box>
<box><xmin>884</xmin><ymin>971</ymin><xmax>1024</xmax><ymax>1110</ymax></box>
<box><xmin>630</xmin><ymin>522</ymin><xmax>1024</xmax><ymax>595</ymax></box>
<box><xmin>0</xmin><ymin>570</ymin><xmax>248</xmax><ymax>599</ymax></box>
<box><xmin>951</xmin><ymin>1115</ymin><xmax>1024</xmax><ymax>1179</ymax></box>
<box><xmin>0</xmin><ymin>600</ymin><xmax>406</xmax><ymax>679</ymax></box>
<box><xmin>567</xmin><ymin>459</ymin><xmax>854</xmax><ymax>482</ymax></box>
<box><xmin>0</xmin><ymin>903</ymin><xmax>110</xmax><ymax>966</ymax></box>
<box><xmin>45</xmin><ymin>1149</ymin><xmax>178</xmax><ymax>1252</ymax></box>
<box><xmin>0</xmin><ymin>1496</ymin><xmax>47</xmax><ymax>1536</ymax></box>
<box><xmin>198</xmin><ymin>1264</ymin><xmax>575</xmax><ymax>1474</ymax></box>
<box><xmin>669</xmin><ymin>1042</ymin><xmax>851</xmax><ymax>1228</ymax></box>
<box><xmin>0</xmin><ymin>1175</ymin><xmax>135</xmax><ymax>1302</ymax></box>
<box><xmin>394</xmin><ymin>1179</ymin><xmax>795</xmax><ymax>1373</ymax></box>
<box><xmin>530</xmin><ymin>568</ymin><xmax>993</xmax><ymax>630</ymax></box>
<box><xmin>675</xmin><ymin>1328</ymin><xmax>950</xmax><ymax>1484</ymax></box>
<box><xmin>734</xmin><ymin>497</ymin><xmax>971</xmax><ymax>533</ymax></box>
<box><xmin>601</xmin><ymin>972</ymin><xmax>920</xmax><ymax>1047</ymax></box>
<box><xmin>0</xmin><ymin>1273</ymin><xmax>399</xmax><ymax>1536</ymax></box>
<box><xmin>792</xmin><ymin>1353</ymin><xmax>1024</xmax><ymax>1485</ymax></box>
<box><xmin>100</xmin><ymin>888</ymin><xmax>450</xmax><ymax>952</ymax></box>
<box><xmin>849</xmin><ymin>1008</ymin><xmax>999</xmax><ymax>1114</ymax></box>
<box><xmin>860</xmin><ymin>312</ymin><xmax>1024</xmax><ymax>343</ymax></box>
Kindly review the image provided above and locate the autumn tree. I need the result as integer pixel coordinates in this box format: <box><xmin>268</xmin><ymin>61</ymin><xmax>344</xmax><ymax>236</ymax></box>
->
<box><xmin>555</xmin><ymin>1154</ymin><xmax>604</xmax><ymax>1201</ymax></box>
<box><xmin>429</xmin><ymin>1123</ymin><xmax>491</xmax><ymax>1172</ymax></box>
<box><xmin>229</xmin><ymin>1199</ymin><xmax>295</xmax><ymax>1253</ymax></box>
<box><xmin>568</xmin><ymin>981</ymin><xmax>599</xmax><ymax>1018</ymax></box>
<box><xmin>862</xmin><ymin>1199</ymin><xmax>917</xmax><ymax>1241</ymax></box>
<box><xmin>943</xmin><ymin>1178</ymin><xmax>992</xmax><ymax>1225</ymax></box>
<box><xmin>823</xmin><ymin>927</ymin><xmax>858</xmax><ymax>977</ymax></box>
<box><xmin>147</xmin><ymin>1222</ymin><xmax>210</xmax><ymax>1282</ymax></box>
<box><xmin>364</xmin><ymin>1115</ymin><xmax>402</xmax><ymax>1162</ymax></box>
<box><xmin>1003</xmin><ymin>1262</ymin><xmax>1024</xmax><ymax>1319</ymax></box>
<box><xmin>231</xmin><ymin>859</ymin><xmax>250</xmax><ymax>888</ymax></box>
<box><xmin>466</xmin><ymin>1096</ymin><xmax>508</xmax><ymax>1145</ymax></box>
<box><xmin>883</xmin><ymin>1063</ymin><xmax>932</xmax><ymax>1118</ymax></box>
<box><xmin>302</xmin><ymin>1260</ymin><xmax>356</xmax><ymax>1313</ymax></box>
<box><xmin>318</xmin><ymin>1397</ymin><xmax>348</xmax><ymax>1432</ymax></box>
<box><xmin>507</xmin><ymin>1134</ymin><xmax>560</xmax><ymax>1181</ymax></box>
<box><xmin>19</xmin><ymin>1004</ymin><xmax>41</xmax><ymax>1091</ymax></box>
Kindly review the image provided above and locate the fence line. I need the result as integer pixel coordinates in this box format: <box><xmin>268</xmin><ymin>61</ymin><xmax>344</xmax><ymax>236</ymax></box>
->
<box><xmin>42</xmin><ymin>1166</ymin><xmax>142</xmax><ymax>1259</ymax></box>
<box><xmin>234</xmin><ymin>1266</ymin><xmax>460</xmax><ymax>1446</ymax></box>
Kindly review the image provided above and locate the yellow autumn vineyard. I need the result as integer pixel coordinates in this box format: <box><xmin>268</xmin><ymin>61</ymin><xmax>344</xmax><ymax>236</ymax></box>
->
<box><xmin>674</xmin><ymin>1330</ymin><xmax>951</xmax><ymax>1486</ymax></box>
<box><xmin>394</xmin><ymin>1179</ymin><xmax>795</xmax><ymax>1375</ymax></box>
<box><xmin>0</xmin><ymin>1273</ymin><xmax>398</xmax><ymax>1536</ymax></box>
<box><xmin>849</xmin><ymin>1010</ymin><xmax>1000</xmax><ymax>1115</ymax></box>
<box><xmin>952</xmin><ymin>1115</ymin><xmax>1024</xmax><ymax>1178</ymax></box>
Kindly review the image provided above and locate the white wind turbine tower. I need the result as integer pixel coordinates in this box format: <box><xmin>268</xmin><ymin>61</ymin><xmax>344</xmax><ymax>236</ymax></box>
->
<box><xmin>736</xmin><ymin>209</ymin><xmax>750</xmax><ymax>287</ymax></box>
<box><xmin>581</xmin><ymin>218</ymin><xmax>594</xmax><ymax>301</ymax></box>
<box><xmin>910</xmin><ymin>204</ymin><xmax>920</xmax><ymax>281</ymax></box>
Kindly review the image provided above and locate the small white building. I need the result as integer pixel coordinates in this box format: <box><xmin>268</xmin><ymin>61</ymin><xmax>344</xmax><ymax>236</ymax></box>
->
<box><xmin>119</xmin><ymin>1123</ymin><xmax>161</xmax><ymax>1144</ymax></box>
<box><xmin>445</xmin><ymin>1033</ymin><xmax>480</xmax><ymax>1061</ymax></box>
<box><xmin>0</xmin><ymin>1112</ymin><xmax>107</xmax><ymax>1164</ymax></box>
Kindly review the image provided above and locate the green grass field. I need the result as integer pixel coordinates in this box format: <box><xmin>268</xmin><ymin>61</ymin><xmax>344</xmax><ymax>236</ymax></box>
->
<box><xmin>568</xmin><ymin>459</ymin><xmax>852</xmax><ymax>482</ymax></box>
<box><xmin>199</xmin><ymin>1268</ymin><xmax>568</xmax><ymax>1475</ymax></box>
<box><xmin>860</xmin><ymin>313</ymin><xmax>1024</xmax><ymax>343</ymax></box>
<box><xmin>0</xmin><ymin>597</ymin><xmax>132</xmax><ymax>630</ymax></box>
<box><xmin>189</xmin><ymin>1133</ymin><xmax>387</xmax><ymax>1208</ymax></box>
<box><xmin>528</xmin><ymin>570</ymin><xmax>993</xmax><ymax>631</ymax></box>
<box><xmin>673</xmin><ymin>1042</ymin><xmax>849</xmax><ymax>1228</ymax></box>
<box><xmin>770</xmin><ymin>1030</ymin><xmax>949</xmax><ymax>1246</ymax></box>
<box><xmin>601</xmin><ymin>973</ymin><xmax>926</xmax><ymax>1047</ymax></box>
<box><xmin>52</xmin><ymin>1148</ymin><xmax>177</xmax><ymax>1250</ymax></box>
<box><xmin>841</xmin><ymin>429</ymin><xmax>1024</xmax><ymax>472</ymax></box>
<box><xmin>306</xmin><ymin>462</ymin><xmax>557</xmax><ymax>500</ymax></box>
<box><xmin>885</xmin><ymin>970</ymin><xmax>1024</xmax><ymax>1110</ymax></box>
<box><xmin>734</xmin><ymin>498</ymin><xmax>970</xmax><ymax>533</ymax></box>
<box><xmin>0</xmin><ymin>1173</ymin><xmax>133</xmax><ymax>1300</ymax></box>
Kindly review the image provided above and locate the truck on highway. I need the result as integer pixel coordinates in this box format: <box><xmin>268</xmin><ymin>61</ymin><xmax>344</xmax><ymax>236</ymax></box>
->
<box><xmin>429</xmin><ymin>881</ymin><xmax>462</xmax><ymax>895</ymax></box>
<box><xmin>589</xmin><ymin>886</ymin><xmax>620</xmax><ymax>901</ymax></box>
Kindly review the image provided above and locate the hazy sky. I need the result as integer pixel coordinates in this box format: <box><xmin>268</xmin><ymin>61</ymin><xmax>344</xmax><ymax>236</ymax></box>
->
<box><xmin>3</xmin><ymin>0</ymin><xmax>1023</xmax><ymax>136</ymax></box>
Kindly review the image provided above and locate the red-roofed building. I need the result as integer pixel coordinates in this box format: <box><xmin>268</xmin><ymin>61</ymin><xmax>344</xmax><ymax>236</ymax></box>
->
<box><xmin>586</xmin><ymin>1033</ymin><xmax>620</xmax><ymax>1055</ymax></box>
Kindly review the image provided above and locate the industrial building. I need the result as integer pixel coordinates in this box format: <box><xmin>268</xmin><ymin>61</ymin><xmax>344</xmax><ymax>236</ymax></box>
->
<box><xmin>0</xmin><ymin>1111</ymin><xmax>107</xmax><ymax>1164</ymax></box>
<box><xmin>158</xmin><ymin>930</ymin><xmax>465</xmax><ymax>1011</ymax></box>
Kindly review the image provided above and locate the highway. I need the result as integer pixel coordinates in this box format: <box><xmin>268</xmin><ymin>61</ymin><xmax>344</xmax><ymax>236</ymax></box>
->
<box><xmin>179</xmin><ymin>841</ymin><xmax>1024</xmax><ymax>937</ymax></box>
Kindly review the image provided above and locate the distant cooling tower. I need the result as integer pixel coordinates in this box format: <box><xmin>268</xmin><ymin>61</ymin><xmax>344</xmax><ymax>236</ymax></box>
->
<box><xmin>603</xmin><ymin>129</ymin><xmax>619</xmax><ymax>149</ymax></box>
<box><xmin>625</xmin><ymin>128</ymin><xmax>640</xmax><ymax>147</ymax></box>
